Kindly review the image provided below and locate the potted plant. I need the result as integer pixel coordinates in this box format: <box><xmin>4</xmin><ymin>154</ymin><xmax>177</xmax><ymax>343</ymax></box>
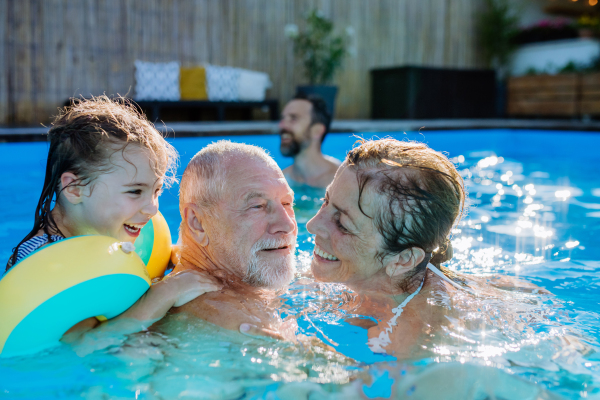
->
<box><xmin>285</xmin><ymin>10</ymin><xmax>351</xmax><ymax>116</ymax></box>
<box><xmin>576</xmin><ymin>15</ymin><xmax>600</xmax><ymax>38</ymax></box>
<box><xmin>477</xmin><ymin>0</ymin><xmax>520</xmax><ymax>116</ymax></box>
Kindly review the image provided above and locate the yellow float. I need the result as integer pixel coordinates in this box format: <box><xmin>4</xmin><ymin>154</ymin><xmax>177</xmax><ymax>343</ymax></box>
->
<box><xmin>0</xmin><ymin>236</ymin><xmax>151</xmax><ymax>358</ymax></box>
<box><xmin>135</xmin><ymin>210</ymin><xmax>173</xmax><ymax>280</ymax></box>
<box><xmin>0</xmin><ymin>211</ymin><xmax>174</xmax><ymax>358</ymax></box>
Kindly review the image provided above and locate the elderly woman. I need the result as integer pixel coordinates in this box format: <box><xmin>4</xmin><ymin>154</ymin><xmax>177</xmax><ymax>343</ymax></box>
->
<box><xmin>305</xmin><ymin>138</ymin><xmax>545</xmax><ymax>359</ymax></box>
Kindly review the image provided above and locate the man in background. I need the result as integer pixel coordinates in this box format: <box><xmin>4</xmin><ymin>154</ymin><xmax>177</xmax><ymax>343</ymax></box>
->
<box><xmin>279</xmin><ymin>93</ymin><xmax>341</xmax><ymax>189</ymax></box>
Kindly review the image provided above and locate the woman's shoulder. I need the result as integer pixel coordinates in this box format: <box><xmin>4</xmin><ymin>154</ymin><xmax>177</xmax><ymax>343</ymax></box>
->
<box><xmin>470</xmin><ymin>273</ymin><xmax>551</xmax><ymax>295</ymax></box>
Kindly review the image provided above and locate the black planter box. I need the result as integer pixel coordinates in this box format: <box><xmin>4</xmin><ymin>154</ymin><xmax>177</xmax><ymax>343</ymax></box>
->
<box><xmin>370</xmin><ymin>66</ymin><xmax>497</xmax><ymax>119</ymax></box>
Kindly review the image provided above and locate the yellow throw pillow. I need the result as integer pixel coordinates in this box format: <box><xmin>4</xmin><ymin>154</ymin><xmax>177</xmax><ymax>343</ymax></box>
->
<box><xmin>180</xmin><ymin>67</ymin><xmax>208</xmax><ymax>100</ymax></box>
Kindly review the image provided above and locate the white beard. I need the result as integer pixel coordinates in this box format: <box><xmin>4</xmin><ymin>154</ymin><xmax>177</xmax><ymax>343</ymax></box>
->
<box><xmin>242</xmin><ymin>236</ymin><xmax>297</xmax><ymax>289</ymax></box>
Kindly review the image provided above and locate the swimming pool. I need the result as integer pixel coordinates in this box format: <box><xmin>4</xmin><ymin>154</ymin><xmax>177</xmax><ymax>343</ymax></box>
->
<box><xmin>0</xmin><ymin>129</ymin><xmax>598</xmax><ymax>399</ymax></box>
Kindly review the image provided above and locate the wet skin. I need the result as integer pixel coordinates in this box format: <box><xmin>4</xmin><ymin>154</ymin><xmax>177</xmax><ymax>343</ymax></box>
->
<box><xmin>306</xmin><ymin>164</ymin><xmax>548</xmax><ymax>358</ymax></box>
<box><xmin>49</xmin><ymin>145</ymin><xmax>164</xmax><ymax>242</ymax></box>
<box><xmin>171</xmin><ymin>157</ymin><xmax>298</xmax><ymax>337</ymax></box>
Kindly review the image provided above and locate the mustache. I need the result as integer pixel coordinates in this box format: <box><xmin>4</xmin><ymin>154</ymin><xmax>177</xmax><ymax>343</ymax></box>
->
<box><xmin>245</xmin><ymin>236</ymin><xmax>297</xmax><ymax>289</ymax></box>
<box><xmin>251</xmin><ymin>237</ymin><xmax>296</xmax><ymax>253</ymax></box>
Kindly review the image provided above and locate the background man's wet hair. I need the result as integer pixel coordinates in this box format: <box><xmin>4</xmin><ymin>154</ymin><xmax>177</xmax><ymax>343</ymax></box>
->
<box><xmin>293</xmin><ymin>92</ymin><xmax>331</xmax><ymax>143</ymax></box>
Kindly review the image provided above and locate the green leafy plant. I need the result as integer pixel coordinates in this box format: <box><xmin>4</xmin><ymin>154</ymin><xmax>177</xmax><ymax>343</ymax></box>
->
<box><xmin>285</xmin><ymin>10</ymin><xmax>350</xmax><ymax>85</ymax></box>
<box><xmin>477</xmin><ymin>0</ymin><xmax>520</xmax><ymax>77</ymax></box>
<box><xmin>577</xmin><ymin>15</ymin><xmax>600</xmax><ymax>30</ymax></box>
<box><xmin>559</xmin><ymin>61</ymin><xmax>579</xmax><ymax>74</ymax></box>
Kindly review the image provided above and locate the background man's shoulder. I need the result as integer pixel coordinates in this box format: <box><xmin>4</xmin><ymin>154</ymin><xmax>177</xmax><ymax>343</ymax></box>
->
<box><xmin>324</xmin><ymin>155</ymin><xmax>342</xmax><ymax>166</ymax></box>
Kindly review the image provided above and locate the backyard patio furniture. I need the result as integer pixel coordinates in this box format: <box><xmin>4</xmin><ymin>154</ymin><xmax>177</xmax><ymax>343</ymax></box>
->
<box><xmin>134</xmin><ymin>99</ymin><xmax>280</xmax><ymax>122</ymax></box>
<box><xmin>128</xmin><ymin>61</ymin><xmax>277</xmax><ymax>122</ymax></box>
<box><xmin>370</xmin><ymin>66</ymin><xmax>496</xmax><ymax>119</ymax></box>
<box><xmin>63</xmin><ymin>98</ymin><xmax>279</xmax><ymax>123</ymax></box>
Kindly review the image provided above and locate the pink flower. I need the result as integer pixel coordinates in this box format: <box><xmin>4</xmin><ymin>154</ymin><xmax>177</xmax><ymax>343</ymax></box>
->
<box><xmin>537</xmin><ymin>19</ymin><xmax>551</xmax><ymax>28</ymax></box>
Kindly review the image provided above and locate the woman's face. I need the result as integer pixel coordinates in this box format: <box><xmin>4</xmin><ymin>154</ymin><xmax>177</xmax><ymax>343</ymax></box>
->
<box><xmin>306</xmin><ymin>164</ymin><xmax>389</xmax><ymax>289</ymax></box>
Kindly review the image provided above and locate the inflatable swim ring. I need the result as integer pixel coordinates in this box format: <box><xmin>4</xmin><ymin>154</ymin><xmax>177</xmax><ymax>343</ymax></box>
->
<box><xmin>0</xmin><ymin>236</ymin><xmax>151</xmax><ymax>358</ymax></box>
<box><xmin>135</xmin><ymin>210</ymin><xmax>172</xmax><ymax>280</ymax></box>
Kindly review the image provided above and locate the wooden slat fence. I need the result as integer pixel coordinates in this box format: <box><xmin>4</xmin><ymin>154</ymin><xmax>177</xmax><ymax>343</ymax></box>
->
<box><xmin>1</xmin><ymin>0</ymin><xmax>485</xmax><ymax>125</ymax></box>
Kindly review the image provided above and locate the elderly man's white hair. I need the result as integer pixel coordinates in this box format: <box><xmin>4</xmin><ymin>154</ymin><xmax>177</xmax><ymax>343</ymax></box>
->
<box><xmin>179</xmin><ymin>140</ymin><xmax>279</xmax><ymax>211</ymax></box>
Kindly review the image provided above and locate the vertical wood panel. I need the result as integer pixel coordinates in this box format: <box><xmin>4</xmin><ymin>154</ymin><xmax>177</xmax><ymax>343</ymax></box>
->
<box><xmin>0</xmin><ymin>0</ymin><xmax>8</xmax><ymax>123</ymax></box>
<box><xmin>1</xmin><ymin>0</ymin><xmax>485</xmax><ymax>125</ymax></box>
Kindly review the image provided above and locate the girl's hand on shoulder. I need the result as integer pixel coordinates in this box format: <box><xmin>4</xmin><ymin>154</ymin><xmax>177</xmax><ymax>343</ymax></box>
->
<box><xmin>156</xmin><ymin>269</ymin><xmax>223</xmax><ymax>307</ymax></box>
<box><xmin>169</xmin><ymin>244</ymin><xmax>181</xmax><ymax>266</ymax></box>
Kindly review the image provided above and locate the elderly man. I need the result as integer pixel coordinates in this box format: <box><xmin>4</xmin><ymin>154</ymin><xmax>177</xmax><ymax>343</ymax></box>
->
<box><xmin>279</xmin><ymin>93</ymin><xmax>341</xmax><ymax>188</ymax></box>
<box><xmin>170</xmin><ymin>141</ymin><xmax>298</xmax><ymax>335</ymax></box>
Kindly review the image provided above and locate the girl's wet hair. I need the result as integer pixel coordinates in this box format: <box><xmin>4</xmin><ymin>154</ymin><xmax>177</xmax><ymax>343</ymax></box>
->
<box><xmin>346</xmin><ymin>138</ymin><xmax>466</xmax><ymax>279</ymax></box>
<box><xmin>8</xmin><ymin>95</ymin><xmax>178</xmax><ymax>268</ymax></box>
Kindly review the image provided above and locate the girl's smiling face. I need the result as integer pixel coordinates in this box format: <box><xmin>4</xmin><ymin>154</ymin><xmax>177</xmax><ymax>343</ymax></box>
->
<box><xmin>63</xmin><ymin>145</ymin><xmax>165</xmax><ymax>243</ymax></box>
<box><xmin>306</xmin><ymin>164</ymin><xmax>390</xmax><ymax>291</ymax></box>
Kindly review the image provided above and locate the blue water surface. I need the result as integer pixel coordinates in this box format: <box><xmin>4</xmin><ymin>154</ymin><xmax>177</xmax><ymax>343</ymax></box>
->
<box><xmin>0</xmin><ymin>129</ymin><xmax>599</xmax><ymax>399</ymax></box>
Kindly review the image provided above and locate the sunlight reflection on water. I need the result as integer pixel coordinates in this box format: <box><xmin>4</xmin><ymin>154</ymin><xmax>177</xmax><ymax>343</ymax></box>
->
<box><xmin>0</xmin><ymin>131</ymin><xmax>598</xmax><ymax>399</ymax></box>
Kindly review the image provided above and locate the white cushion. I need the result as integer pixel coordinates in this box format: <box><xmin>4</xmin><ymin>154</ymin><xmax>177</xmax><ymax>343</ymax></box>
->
<box><xmin>238</xmin><ymin>69</ymin><xmax>272</xmax><ymax>101</ymax></box>
<box><xmin>134</xmin><ymin>61</ymin><xmax>180</xmax><ymax>101</ymax></box>
<box><xmin>205</xmin><ymin>65</ymin><xmax>240</xmax><ymax>101</ymax></box>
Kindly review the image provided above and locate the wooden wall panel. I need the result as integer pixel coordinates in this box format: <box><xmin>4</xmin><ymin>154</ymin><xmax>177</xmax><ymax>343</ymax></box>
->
<box><xmin>0</xmin><ymin>0</ymin><xmax>7</xmax><ymax>124</ymax></box>
<box><xmin>1</xmin><ymin>0</ymin><xmax>485</xmax><ymax>125</ymax></box>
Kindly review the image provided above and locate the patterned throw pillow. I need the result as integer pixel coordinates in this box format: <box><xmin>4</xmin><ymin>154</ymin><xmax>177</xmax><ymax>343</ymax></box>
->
<box><xmin>238</xmin><ymin>69</ymin><xmax>272</xmax><ymax>101</ymax></box>
<box><xmin>134</xmin><ymin>61</ymin><xmax>180</xmax><ymax>101</ymax></box>
<box><xmin>205</xmin><ymin>65</ymin><xmax>240</xmax><ymax>101</ymax></box>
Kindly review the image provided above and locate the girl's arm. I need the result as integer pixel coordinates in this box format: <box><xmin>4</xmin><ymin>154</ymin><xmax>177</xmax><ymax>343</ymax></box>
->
<box><xmin>62</xmin><ymin>269</ymin><xmax>222</xmax><ymax>342</ymax></box>
<box><xmin>115</xmin><ymin>269</ymin><xmax>222</xmax><ymax>321</ymax></box>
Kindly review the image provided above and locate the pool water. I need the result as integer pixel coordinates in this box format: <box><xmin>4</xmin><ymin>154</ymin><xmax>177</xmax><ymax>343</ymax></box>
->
<box><xmin>0</xmin><ymin>129</ymin><xmax>599</xmax><ymax>399</ymax></box>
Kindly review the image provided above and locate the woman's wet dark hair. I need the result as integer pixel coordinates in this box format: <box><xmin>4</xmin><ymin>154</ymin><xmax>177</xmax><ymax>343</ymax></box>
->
<box><xmin>346</xmin><ymin>138</ymin><xmax>466</xmax><ymax>285</ymax></box>
<box><xmin>7</xmin><ymin>96</ymin><xmax>177</xmax><ymax>269</ymax></box>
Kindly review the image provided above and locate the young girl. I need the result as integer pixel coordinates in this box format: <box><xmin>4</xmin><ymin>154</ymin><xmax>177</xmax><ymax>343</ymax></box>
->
<box><xmin>6</xmin><ymin>96</ymin><xmax>220</xmax><ymax>333</ymax></box>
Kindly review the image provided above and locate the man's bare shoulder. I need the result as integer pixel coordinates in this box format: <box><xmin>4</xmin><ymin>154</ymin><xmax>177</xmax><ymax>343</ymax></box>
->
<box><xmin>171</xmin><ymin>288</ymin><xmax>255</xmax><ymax>330</ymax></box>
<box><xmin>324</xmin><ymin>155</ymin><xmax>342</xmax><ymax>167</ymax></box>
<box><xmin>314</xmin><ymin>159</ymin><xmax>340</xmax><ymax>188</ymax></box>
<box><xmin>171</xmin><ymin>286</ymin><xmax>277</xmax><ymax>331</ymax></box>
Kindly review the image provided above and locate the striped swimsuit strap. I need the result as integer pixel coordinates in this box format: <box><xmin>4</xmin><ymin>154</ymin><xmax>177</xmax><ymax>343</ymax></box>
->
<box><xmin>15</xmin><ymin>234</ymin><xmax>65</xmax><ymax>264</ymax></box>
